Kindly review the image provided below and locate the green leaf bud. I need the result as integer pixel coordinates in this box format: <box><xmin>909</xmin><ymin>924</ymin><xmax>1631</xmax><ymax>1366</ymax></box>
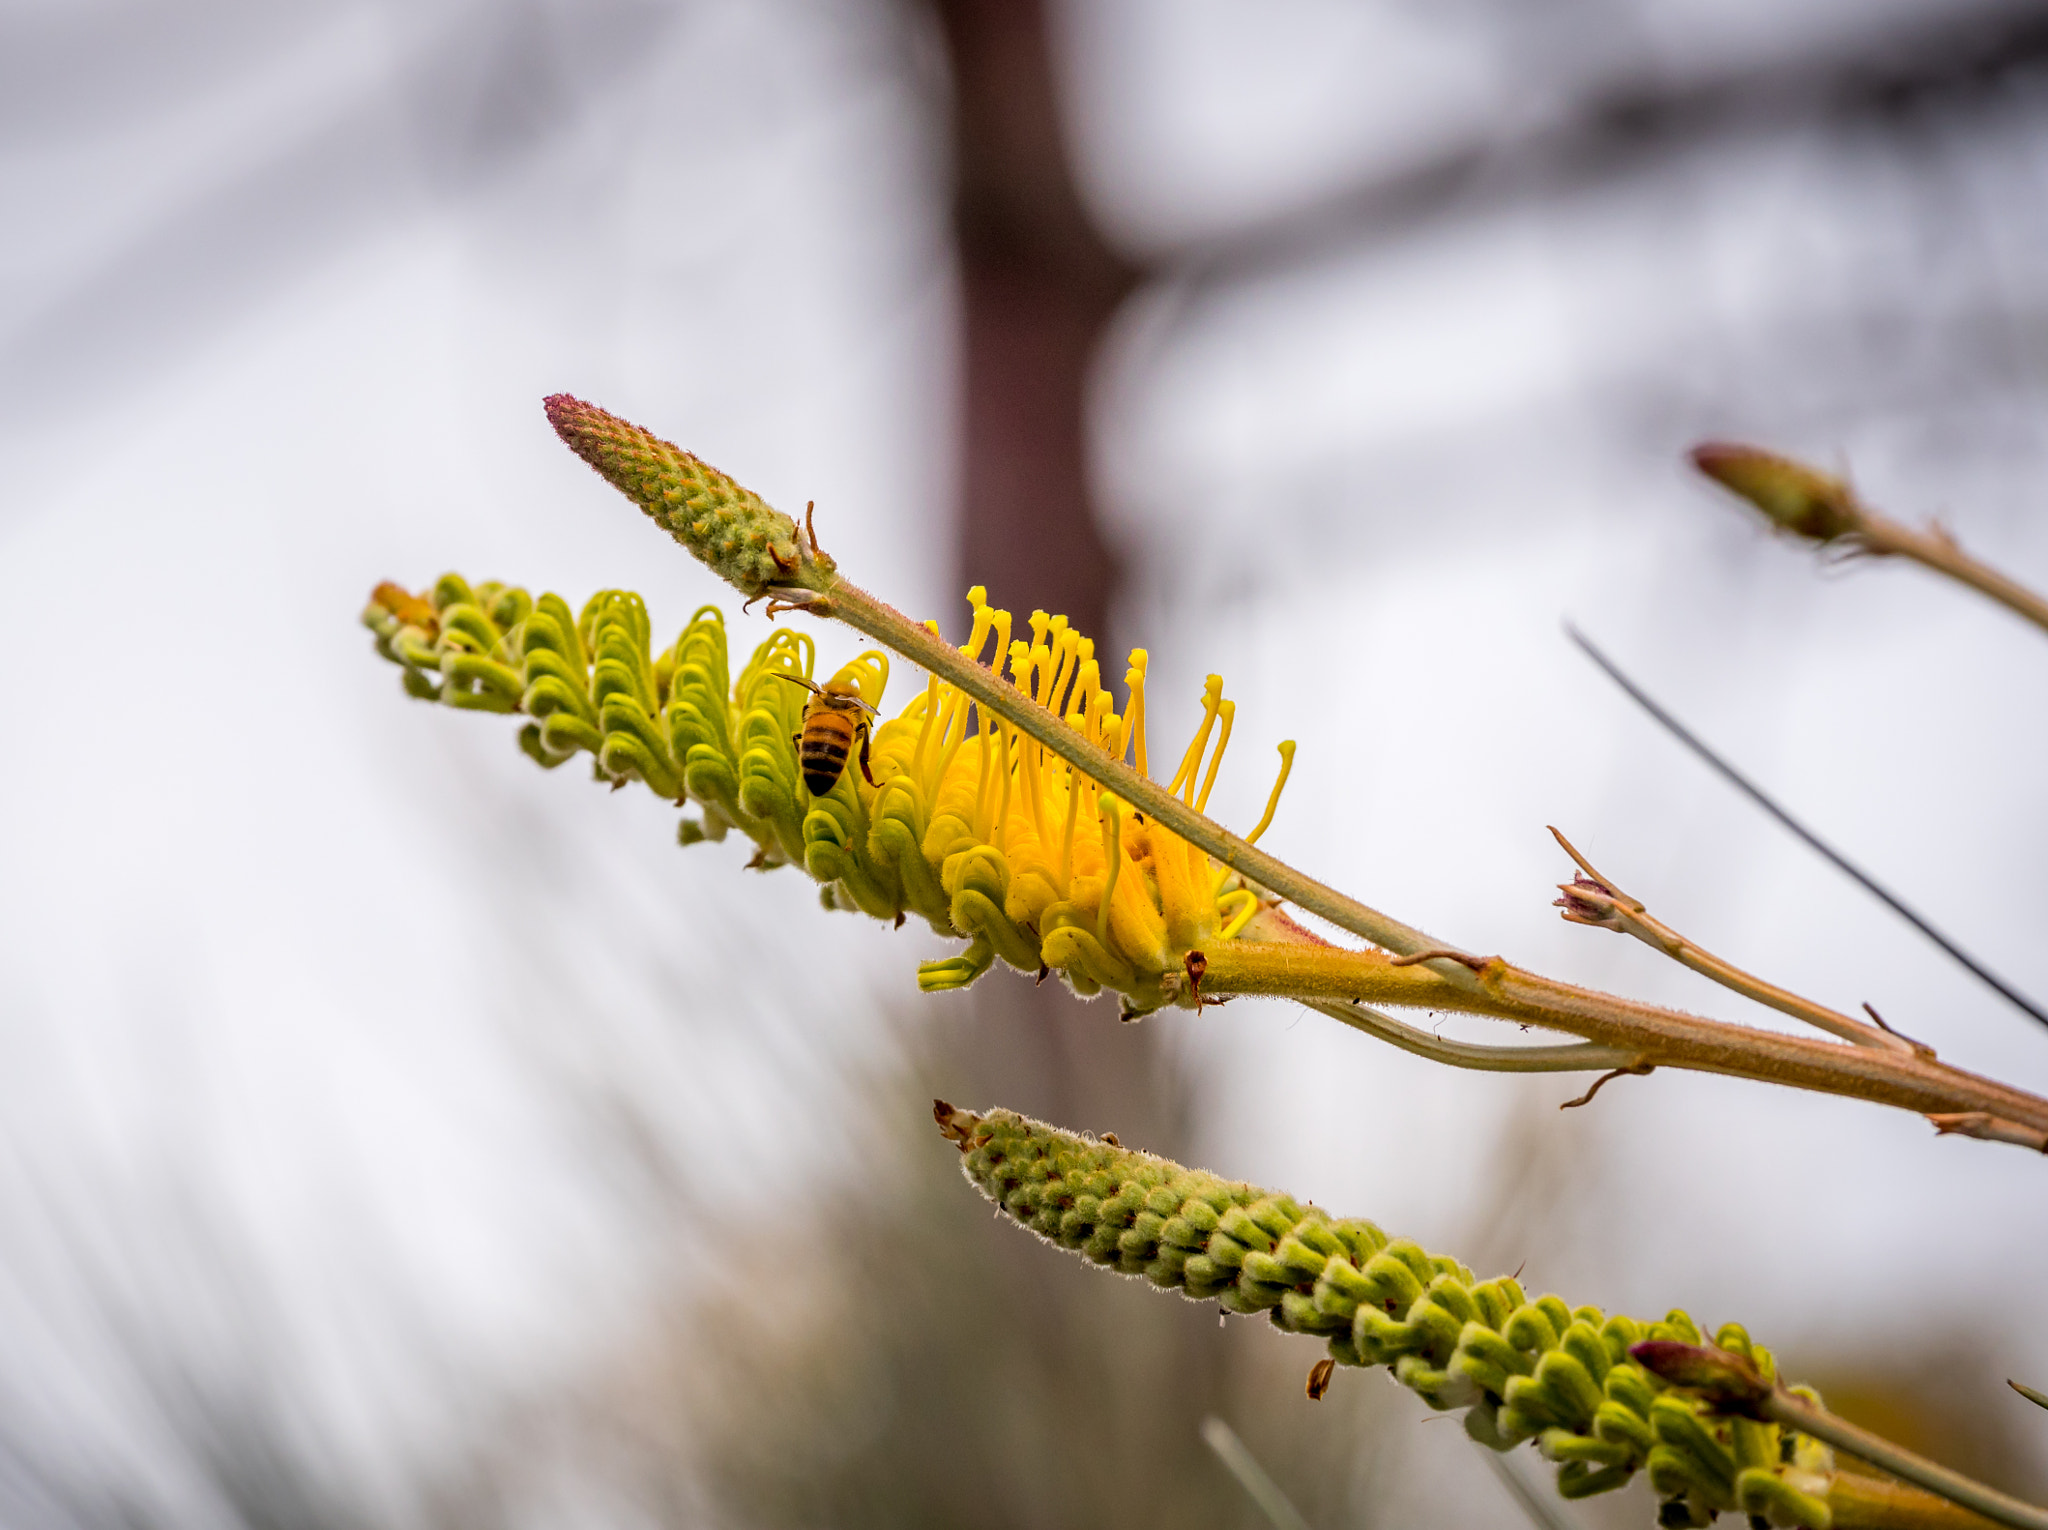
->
<box><xmin>1690</xmin><ymin>442</ymin><xmax>1863</xmax><ymax>543</ymax></box>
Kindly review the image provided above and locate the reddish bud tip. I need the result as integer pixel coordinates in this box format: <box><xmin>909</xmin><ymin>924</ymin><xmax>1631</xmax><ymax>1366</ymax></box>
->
<box><xmin>1630</xmin><ymin>1340</ymin><xmax>1771</xmax><ymax>1412</ymax></box>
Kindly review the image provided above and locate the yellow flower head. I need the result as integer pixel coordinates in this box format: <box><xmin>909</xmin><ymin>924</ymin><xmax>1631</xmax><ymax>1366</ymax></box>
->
<box><xmin>364</xmin><ymin>577</ymin><xmax>1295</xmax><ymax>1013</ymax></box>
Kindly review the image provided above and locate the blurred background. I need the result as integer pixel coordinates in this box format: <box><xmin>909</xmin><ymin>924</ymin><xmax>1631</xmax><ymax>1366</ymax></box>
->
<box><xmin>4</xmin><ymin>0</ymin><xmax>2047</xmax><ymax>1525</ymax></box>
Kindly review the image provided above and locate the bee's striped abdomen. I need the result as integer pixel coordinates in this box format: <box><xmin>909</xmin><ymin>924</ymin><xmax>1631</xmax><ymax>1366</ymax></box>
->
<box><xmin>799</xmin><ymin>715</ymin><xmax>854</xmax><ymax>796</ymax></box>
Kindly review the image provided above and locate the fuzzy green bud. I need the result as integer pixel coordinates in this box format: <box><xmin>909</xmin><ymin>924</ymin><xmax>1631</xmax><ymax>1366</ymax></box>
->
<box><xmin>1690</xmin><ymin>442</ymin><xmax>1863</xmax><ymax>543</ymax></box>
<box><xmin>543</xmin><ymin>395</ymin><xmax>808</xmax><ymax>596</ymax></box>
<box><xmin>940</xmin><ymin>1103</ymin><xmax>1834</xmax><ymax>1526</ymax></box>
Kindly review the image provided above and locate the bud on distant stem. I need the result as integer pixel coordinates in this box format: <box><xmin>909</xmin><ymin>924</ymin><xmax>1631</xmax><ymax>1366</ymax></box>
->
<box><xmin>1629</xmin><ymin>1340</ymin><xmax>1771</xmax><ymax>1413</ymax></box>
<box><xmin>543</xmin><ymin>394</ymin><xmax>812</xmax><ymax>596</ymax></box>
<box><xmin>1690</xmin><ymin>442</ymin><xmax>1864</xmax><ymax>542</ymax></box>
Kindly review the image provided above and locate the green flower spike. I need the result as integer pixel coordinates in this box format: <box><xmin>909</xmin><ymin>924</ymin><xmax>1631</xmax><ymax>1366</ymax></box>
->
<box><xmin>936</xmin><ymin>1103</ymin><xmax>1841</xmax><ymax>1530</ymax></box>
<box><xmin>543</xmin><ymin>395</ymin><xmax>810</xmax><ymax>597</ymax></box>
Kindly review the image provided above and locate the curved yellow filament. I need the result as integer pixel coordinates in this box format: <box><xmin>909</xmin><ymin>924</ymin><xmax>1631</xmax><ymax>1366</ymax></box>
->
<box><xmin>1245</xmin><ymin>740</ymin><xmax>1296</xmax><ymax>846</ymax></box>
<box><xmin>1124</xmin><ymin>649</ymin><xmax>1149</xmax><ymax>777</ymax></box>
<box><xmin>1194</xmin><ymin>698</ymin><xmax>1235</xmax><ymax>813</ymax></box>
<box><xmin>1096</xmin><ymin>793</ymin><xmax>1126</xmax><ymax>949</ymax></box>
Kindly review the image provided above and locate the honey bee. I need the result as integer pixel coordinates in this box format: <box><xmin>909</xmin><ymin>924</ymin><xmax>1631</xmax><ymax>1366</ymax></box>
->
<box><xmin>775</xmin><ymin>673</ymin><xmax>879</xmax><ymax>797</ymax></box>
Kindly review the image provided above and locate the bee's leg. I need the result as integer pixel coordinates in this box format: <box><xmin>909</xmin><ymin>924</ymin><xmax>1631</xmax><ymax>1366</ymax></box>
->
<box><xmin>856</xmin><ymin>722</ymin><xmax>878</xmax><ymax>787</ymax></box>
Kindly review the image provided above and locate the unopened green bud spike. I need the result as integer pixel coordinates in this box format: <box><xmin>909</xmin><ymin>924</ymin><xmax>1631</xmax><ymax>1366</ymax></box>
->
<box><xmin>543</xmin><ymin>395</ymin><xmax>810</xmax><ymax>597</ymax></box>
<box><xmin>939</xmin><ymin>1103</ymin><xmax>1838</xmax><ymax>1528</ymax></box>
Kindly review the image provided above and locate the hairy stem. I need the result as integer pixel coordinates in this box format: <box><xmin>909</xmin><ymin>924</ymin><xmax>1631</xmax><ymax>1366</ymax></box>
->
<box><xmin>1781</xmin><ymin>1398</ymin><xmax>2048</xmax><ymax>1530</ymax></box>
<box><xmin>1199</xmin><ymin>938</ymin><xmax>2048</xmax><ymax>1130</ymax></box>
<box><xmin>1830</xmin><ymin>1473</ymin><xmax>2013</xmax><ymax>1530</ymax></box>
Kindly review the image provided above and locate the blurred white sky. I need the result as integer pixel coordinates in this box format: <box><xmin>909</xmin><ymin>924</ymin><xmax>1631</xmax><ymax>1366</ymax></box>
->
<box><xmin>3</xmin><ymin>0</ymin><xmax>2047</xmax><ymax>1522</ymax></box>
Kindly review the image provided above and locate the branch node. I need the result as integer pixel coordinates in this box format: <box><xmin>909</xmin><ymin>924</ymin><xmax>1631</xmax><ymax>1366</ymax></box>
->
<box><xmin>1928</xmin><ymin>1112</ymin><xmax>2048</xmax><ymax>1153</ymax></box>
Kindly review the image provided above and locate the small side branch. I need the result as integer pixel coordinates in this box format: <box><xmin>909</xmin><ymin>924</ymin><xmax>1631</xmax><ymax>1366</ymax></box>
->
<box><xmin>1927</xmin><ymin>1112</ymin><xmax>2048</xmax><ymax>1153</ymax></box>
<box><xmin>1549</xmin><ymin>827</ymin><xmax>1911</xmax><ymax>1054</ymax></box>
<box><xmin>1558</xmin><ymin>1064</ymin><xmax>1655</xmax><ymax>1110</ymax></box>
<box><xmin>1564</xmin><ymin>624</ymin><xmax>2048</xmax><ymax>1035</ymax></box>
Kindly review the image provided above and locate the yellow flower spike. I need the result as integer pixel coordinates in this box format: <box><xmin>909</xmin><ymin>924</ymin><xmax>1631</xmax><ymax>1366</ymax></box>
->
<box><xmin>377</xmin><ymin>574</ymin><xmax>1301</xmax><ymax>1008</ymax></box>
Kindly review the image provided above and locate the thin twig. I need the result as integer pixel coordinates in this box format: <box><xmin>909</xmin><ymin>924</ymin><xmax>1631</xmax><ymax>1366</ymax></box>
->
<box><xmin>1549</xmin><ymin>826</ymin><xmax>1912</xmax><ymax>1053</ymax></box>
<box><xmin>1557</xmin><ymin>1064</ymin><xmax>1655</xmax><ymax>1109</ymax></box>
<box><xmin>1200</xmin><ymin>1417</ymin><xmax>1314</xmax><ymax>1530</ymax></box>
<box><xmin>1565</xmin><ymin>624</ymin><xmax>2048</xmax><ymax>1035</ymax></box>
<box><xmin>1300</xmin><ymin>998</ymin><xmax>1642</xmax><ymax>1075</ymax></box>
<box><xmin>1855</xmin><ymin>511</ymin><xmax>2048</xmax><ymax>640</ymax></box>
<box><xmin>2011</xmin><ymin>1379</ymin><xmax>2048</xmax><ymax>1411</ymax></box>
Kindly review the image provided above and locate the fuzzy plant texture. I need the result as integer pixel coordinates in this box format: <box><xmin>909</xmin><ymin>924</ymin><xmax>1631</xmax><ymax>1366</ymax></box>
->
<box><xmin>542</xmin><ymin>395</ymin><xmax>808</xmax><ymax>596</ymax></box>
<box><xmin>937</xmin><ymin>1103</ymin><xmax>1838</xmax><ymax>1530</ymax></box>
<box><xmin>362</xmin><ymin>575</ymin><xmax>1293</xmax><ymax>1013</ymax></box>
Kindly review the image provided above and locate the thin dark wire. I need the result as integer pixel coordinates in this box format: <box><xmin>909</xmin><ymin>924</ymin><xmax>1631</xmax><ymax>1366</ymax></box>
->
<box><xmin>1565</xmin><ymin>624</ymin><xmax>2048</xmax><ymax>1033</ymax></box>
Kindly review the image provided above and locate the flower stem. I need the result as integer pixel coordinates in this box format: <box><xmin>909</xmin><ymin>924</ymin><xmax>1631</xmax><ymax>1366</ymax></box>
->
<box><xmin>1856</xmin><ymin>512</ymin><xmax>2048</xmax><ymax>640</ymax></box>
<box><xmin>1830</xmin><ymin>1473</ymin><xmax>2014</xmax><ymax>1530</ymax></box>
<box><xmin>1199</xmin><ymin>938</ymin><xmax>2048</xmax><ymax>1129</ymax></box>
<box><xmin>1781</xmin><ymin>1397</ymin><xmax>2048</xmax><ymax>1530</ymax></box>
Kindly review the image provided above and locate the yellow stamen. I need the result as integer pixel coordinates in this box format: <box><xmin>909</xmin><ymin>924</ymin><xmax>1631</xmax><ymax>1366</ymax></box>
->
<box><xmin>1167</xmin><ymin>676</ymin><xmax>1225</xmax><ymax>800</ymax></box>
<box><xmin>1194</xmin><ymin>698</ymin><xmax>1235</xmax><ymax>813</ymax></box>
<box><xmin>1125</xmin><ymin>649</ymin><xmax>1149</xmax><ymax>778</ymax></box>
<box><xmin>1012</xmin><ymin>640</ymin><xmax>1050</xmax><ymax>850</ymax></box>
<box><xmin>1096</xmin><ymin>794</ymin><xmax>1126</xmax><ymax>949</ymax></box>
<box><xmin>1245</xmin><ymin>740</ymin><xmax>1296</xmax><ymax>847</ymax></box>
<box><xmin>992</xmin><ymin>722</ymin><xmax>1016</xmax><ymax>851</ymax></box>
<box><xmin>961</xmin><ymin>587</ymin><xmax>994</xmax><ymax>665</ymax></box>
<box><xmin>1058</xmin><ymin>758</ymin><xmax>1083</xmax><ymax>891</ymax></box>
<box><xmin>1216</xmin><ymin>888</ymin><xmax>1259</xmax><ymax>940</ymax></box>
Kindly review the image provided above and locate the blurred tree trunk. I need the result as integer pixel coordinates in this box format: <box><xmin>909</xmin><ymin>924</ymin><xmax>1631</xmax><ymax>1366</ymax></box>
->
<box><xmin>939</xmin><ymin>0</ymin><xmax>1133</xmax><ymax>644</ymax></box>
